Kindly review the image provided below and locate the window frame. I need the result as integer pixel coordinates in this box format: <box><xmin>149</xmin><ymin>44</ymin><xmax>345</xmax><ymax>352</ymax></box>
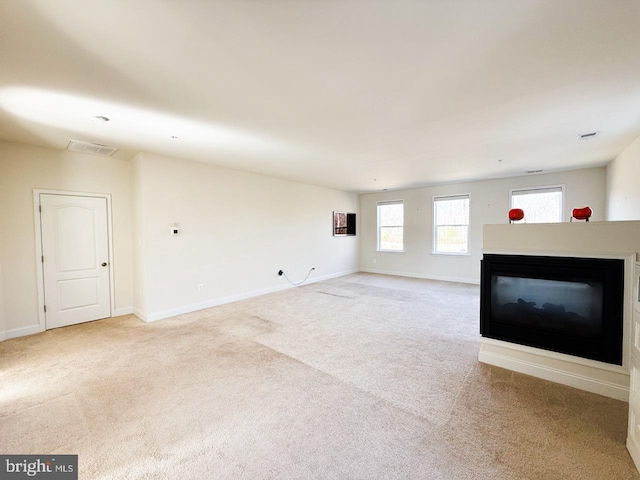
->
<box><xmin>376</xmin><ymin>200</ymin><xmax>404</xmax><ymax>253</ymax></box>
<box><xmin>509</xmin><ymin>185</ymin><xmax>565</xmax><ymax>224</ymax></box>
<box><xmin>432</xmin><ymin>194</ymin><xmax>471</xmax><ymax>256</ymax></box>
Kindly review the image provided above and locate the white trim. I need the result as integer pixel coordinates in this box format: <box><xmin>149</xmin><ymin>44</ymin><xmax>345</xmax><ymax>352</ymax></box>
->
<box><xmin>480</xmin><ymin>337</ymin><xmax>627</xmax><ymax>375</ymax></box>
<box><xmin>628</xmin><ymin>405</ymin><xmax>640</xmax><ymax>471</ymax></box>
<box><xmin>360</xmin><ymin>267</ymin><xmax>478</xmax><ymax>285</ymax></box>
<box><xmin>482</xmin><ymin>249</ymin><xmax>636</xmax><ymax>260</ymax></box>
<box><xmin>134</xmin><ymin>269</ymin><xmax>360</xmax><ymax>323</ymax></box>
<box><xmin>106</xmin><ymin>194</ymin><xmax>116</xmax><ymax>317</ymax></box>
<box><xmin>376</xmin><ymin>199</ymin><xmax>404</xmax><ymax>206</ymax></box>
<box><xmin>32</xmin><ymin>191</ymin><xmax>46</xmax><ymax>333</ymax></box>
<box><xmin>432</xmin><ymin>193</ymin><xmax>470</xmax><ymax>255</ymax></box>
<box><xmin>33</xmin><ymin>189</ymin><xmax>116</xmax><ymax>331</ymax></box>
<box><xmin>2</xmin><ymin>324</ymin><xmax>45</xmax><ymax>341</ymax></box>
<box><xmin>627</xmin><ymin>436</ymin><xmax>640</xmax><ymax>473</ymax></box>
<box><xmin>479</xmin><ymin>344</ymin><xmax>629</xmax><ymax>402</ymax></box>
<box><xmin>377</xmin><ymin>200</ymin><xmax>404</xmax><ymax>252</ymax></box>
<box><xmin>113</xmin><ymin>307</ymin><xmax>133</xmax><ymax>317</ymax></box>
<box><xmin>433</xmin><ymin>193</ymin><xmax>471</xmax><ymax>201</ymax></box>
<box><xmin>132</xmin><ymin>307</ymin><xmax>149</xmax><ymax>322</ymax></box>
<box><xmin>634</xmin><ymin>261</ymin><xmax>640</xmax><ymax>314</ymax></box>
<box><xmin>510</xmin><ymin>184</ymin><xmax>564</xmax><ymax>197</ymax></box>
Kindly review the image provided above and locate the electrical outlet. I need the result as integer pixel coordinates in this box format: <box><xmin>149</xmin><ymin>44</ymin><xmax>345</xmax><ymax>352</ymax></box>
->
<box><xmin>198</xmin><ymin>284</ymin><xmax>204</xmax><ymax>292</ymax></box>
<box><xmin>373</xmin><ymin>258</ymin><xmax>376</xmax><ymax>264</ymax></box>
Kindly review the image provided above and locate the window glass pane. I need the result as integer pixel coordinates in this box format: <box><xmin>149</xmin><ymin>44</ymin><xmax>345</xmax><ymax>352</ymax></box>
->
<box><xmin>512</xmin><ymin>189</ymin><xmax>562</xmax><ymax>223</ymax></box>
<box><xmin>377</xmin><ymin>202</ymin><xmax>404</xmax><ymax>251</ymax></box>
<box><xmin>435</xmin><ymin>226</ymin><xmax>468</xmax><ymax>253</ymax></box>
<box><xmin>379</xmin><ymin>227</ymin><xmax>403</xmax><ymax>251</ymax></box>
<box><xmin>436</xmin><ymin>197</ymin><xmax>469</xmax><ymax>225</ymax></box>
<box><xmin>379</xmin><ymin>203</ymin><xmax>403</xmax><ymax>226</ymax></box>
<box><xmin>434</xmin><ymin>196</ymin><xmax>469</xmax><ymax>254</ymax></box>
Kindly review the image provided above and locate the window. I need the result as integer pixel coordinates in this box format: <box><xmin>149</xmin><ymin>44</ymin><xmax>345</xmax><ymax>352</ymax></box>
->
<box><xmin>433</xmin><ymin>195</ymin><xmax>469</xmax><ymax>255</ymax></box>
<box><xmin>511</xmin><ymin>186</ymin><xmax>563</xmax><ymax>223</ymax></box>
<box><xmin>377</xmin><ymin>201</ymin><xmax>404</xmax><ymax>251</ymax></box>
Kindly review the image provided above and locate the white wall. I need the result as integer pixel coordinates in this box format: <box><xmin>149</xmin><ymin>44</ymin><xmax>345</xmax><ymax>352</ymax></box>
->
<box><xmin>0</xmin><ymin>140</ymin><xmax>134</xmax><ymax>338</ymax></box>
<box><xmin>131</xmin><ymin>153</ymin><xmax>148</xmax><ymax>316</ymax></box>
<box><xmin>1</xmin><ymin>136</ymin><xmax>613</xmax><ymax>337</ymax></box>
<box><xmin>0</xmin><ymin>250</ymin><xmax>5</xmax><ymax>340</ymax></box>
<box><xmin>607</xmin><ymin>135</ymin><xmax>640</xmax><ymax>221</ymax></box>
<box><xmin>359</xmin><ymin>167</ymin><xmax>606</xmax><ymax>283</ymax></box>
<box><xmin>132</xmin><ymin>153</ymin><xmax>359</xmax><ymax>320</ymax></box>
<box><xmin>0</xmin><ymin>141</ymin><xmax>358</xmax><ymax>338</ymax></box>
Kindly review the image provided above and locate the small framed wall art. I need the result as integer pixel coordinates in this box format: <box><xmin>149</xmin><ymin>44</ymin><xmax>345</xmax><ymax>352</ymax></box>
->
<box><xmin>333</xmin><ymin>211</ymin><xmax>356</xmax><ymax>236</ymax></box>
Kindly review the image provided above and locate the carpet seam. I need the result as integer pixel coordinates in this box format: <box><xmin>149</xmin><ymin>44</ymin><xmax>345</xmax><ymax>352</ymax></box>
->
<box><xmin>253</xmin><ymin>338</ymin><xmax>464</xmax><ymax>427</ymax></box>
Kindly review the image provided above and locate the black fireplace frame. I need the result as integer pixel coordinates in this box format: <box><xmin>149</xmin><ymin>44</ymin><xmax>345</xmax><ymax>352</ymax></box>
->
<box><xmin>480</xmin><ymin>254</ymin><xmax>624</xmax><ymax>365</ymax></box>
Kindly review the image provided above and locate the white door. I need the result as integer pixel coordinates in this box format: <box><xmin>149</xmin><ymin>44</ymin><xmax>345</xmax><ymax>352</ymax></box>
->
<box><xmin>40</xmin><ymin>194</ymin><xmax>111</xmax><ymax>329</ymax></box>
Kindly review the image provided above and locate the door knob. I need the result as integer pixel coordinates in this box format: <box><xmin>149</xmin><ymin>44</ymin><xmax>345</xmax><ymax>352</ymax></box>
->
<box><xmin>101</xmin><ymin>262</ymin><xmax>108</xmax><ymax>267</ymax></box>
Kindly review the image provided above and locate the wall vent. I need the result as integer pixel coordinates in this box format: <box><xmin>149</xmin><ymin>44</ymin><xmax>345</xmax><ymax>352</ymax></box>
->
<box><xmin>67</xmin><ymin>139</ymin><xmax>118</xmax><ymax>156</ymax></box>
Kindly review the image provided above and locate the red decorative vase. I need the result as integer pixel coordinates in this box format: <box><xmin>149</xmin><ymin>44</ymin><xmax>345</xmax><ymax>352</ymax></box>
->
<box><xmin>572</xmin><ymin>206</ymin><xmax>592</xmax><ymax>221</ymax></box>
<box><xmin>508</xmin><ymin>208</ymin><xmax>525</xmax><ymax>222</ymax></box>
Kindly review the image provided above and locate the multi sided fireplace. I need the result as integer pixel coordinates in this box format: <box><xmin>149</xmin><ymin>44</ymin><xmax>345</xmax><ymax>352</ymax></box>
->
<box><xmin>480</xmin><ymin>254</ymin><xmax>624</xmax><ymax>365</ymax></box>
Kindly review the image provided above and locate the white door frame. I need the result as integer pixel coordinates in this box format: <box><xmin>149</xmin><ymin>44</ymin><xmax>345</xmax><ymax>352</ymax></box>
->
<box><xmin>33</xmin><ymin>189</ymin><xmax>116</xmax><ymax>331</ymax></box>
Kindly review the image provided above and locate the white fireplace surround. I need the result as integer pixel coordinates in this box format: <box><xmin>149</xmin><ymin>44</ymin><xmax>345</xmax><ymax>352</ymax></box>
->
<box><xmin>481</xmin><ymin>221</ymin><xmax>640</xmax><ymax>402</ymax></box>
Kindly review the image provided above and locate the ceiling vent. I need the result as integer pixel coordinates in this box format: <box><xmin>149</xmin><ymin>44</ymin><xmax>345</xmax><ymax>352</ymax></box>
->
<box><xmin>67</xmin><ymin>139</ymin><xmax>118</xmax><ymax>157</ymax></box>
<box><xmin>577</xmin><ymin>131</ymin><xmax>599</xmax><ymax>141</ymax></box>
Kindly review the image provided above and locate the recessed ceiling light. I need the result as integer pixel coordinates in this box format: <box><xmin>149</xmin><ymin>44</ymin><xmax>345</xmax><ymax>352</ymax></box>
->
<box><xmin>92</xmin><ymin>115</ymin><xmax>110</xmax><ymax>123</ymax></box>
<box><xmin>577</xmin><ymin>131</ymin><xmax>599</xmax><ymax>141</ymax></box>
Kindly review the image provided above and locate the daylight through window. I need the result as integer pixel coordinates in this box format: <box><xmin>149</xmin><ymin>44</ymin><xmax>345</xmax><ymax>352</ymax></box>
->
<box><xmin>377</xmin><ymin>201</ymin><xmax>404</xmax><ymax>251</ymax></box>
<box><xmin>433</xmin><ymin>195</ymin><xmax>469</xmax><ymax>254</ymax></box>
<box><xmin>511</xmin><ymin>186</ymin><xmax>563</xmax><ymax>223</ymax></box>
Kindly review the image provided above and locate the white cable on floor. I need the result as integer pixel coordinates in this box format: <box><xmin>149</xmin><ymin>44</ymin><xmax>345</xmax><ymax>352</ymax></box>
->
<box><xmin>281</xmin><ymin>267</ymin><xmax>315</xmax><ymax>286</ymax></box>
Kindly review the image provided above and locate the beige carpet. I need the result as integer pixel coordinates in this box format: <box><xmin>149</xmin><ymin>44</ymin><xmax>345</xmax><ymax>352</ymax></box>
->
<box><xmin>1</xmin><ymin>273</ymin><xmax>638</xmax><ymax>479</ymax></box>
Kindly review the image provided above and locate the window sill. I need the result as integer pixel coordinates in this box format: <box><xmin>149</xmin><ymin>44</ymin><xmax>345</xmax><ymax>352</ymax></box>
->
<box><xmin>431</xmin><ymin>252</ymin><xmax>471</xmax><ymax>257</ymax></box>
<box><xmin>377</xmin><ymin>249</ymin><xmax>405</xmax><ymax>253</ymax></box>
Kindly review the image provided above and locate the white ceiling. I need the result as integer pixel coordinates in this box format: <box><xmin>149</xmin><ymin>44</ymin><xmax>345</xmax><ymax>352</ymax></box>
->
<box><xmin>1</xmin><ymin>0</ymin><xmax>639</xmax><ymax>193</ymax></box>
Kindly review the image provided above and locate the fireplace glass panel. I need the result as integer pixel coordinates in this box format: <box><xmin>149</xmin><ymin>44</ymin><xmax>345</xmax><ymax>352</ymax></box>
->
<box><xmin>480</xmin><ymin>254</ymin><xmax>623</xmax><ymax>365</ymax></box>
<box><xmin>491</xmin><ymin>276</ymin><xmax>603</xmax><ymax>339</ymax></box>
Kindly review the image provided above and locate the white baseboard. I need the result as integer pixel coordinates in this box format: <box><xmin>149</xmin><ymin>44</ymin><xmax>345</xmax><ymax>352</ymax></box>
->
<box><xmin>0</xmin><ymin>309</ymin><xmax>134</xmax><ymax>341</ymax></box>
<box><xmin>136</xmin><ymin>269</ymin><xmax>360</xmax><ymax>323</ymax></box>
<box><xmin>132</xmin><ymin>308</ymin><xmax>148</xmax><ymax>322</ymax></box>
<box><xmin>1</xmin><ymin>324</ymin><xmax>45</xmax><ymax>342</ymax></box>
<box><xmin>112</xmin><ymin>307</ymin><xmax>133</xmax><ymax>317</ymax></box>
<box><xmin>360</xmin><ymin>268</ymin><xmax>479</xmax><ymax>285</ymax></box>
<box><xmin>479</xmin><ymin>344</ymin><xmax>629</xmax><ymax>401</ymax></box>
